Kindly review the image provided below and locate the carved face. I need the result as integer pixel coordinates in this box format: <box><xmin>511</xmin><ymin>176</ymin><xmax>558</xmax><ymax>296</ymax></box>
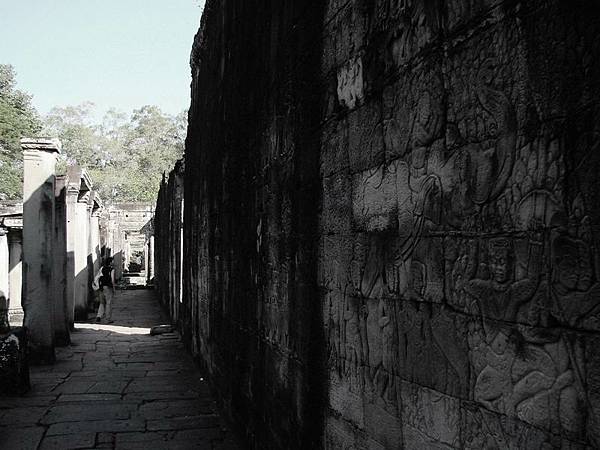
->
<box><xmin>555</xmin><ymin>246</ymin><xmax>580</xmax><ymax>291</ymax></box>
<box><xmin>489</xmin><ymin>249</ymin><xmax>510</xmax><ymax>283</ymax></box>
<box><xmin>410</xmin><ymin>261</ymin><xmax>425</xmax><ymax>295</ymax></box>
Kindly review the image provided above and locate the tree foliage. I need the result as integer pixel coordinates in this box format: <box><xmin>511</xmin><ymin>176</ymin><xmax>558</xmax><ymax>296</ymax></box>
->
<box><xmin>0</xmin><ymin>64</ymin><xmax>185</xmax><ymax>203</ymax></box>
<box><xmin>0</xmin><ymin>64</ymin><xmax>43</xmax><ymax>199</ymax></box>
<box><xmin>44</xmin><ymin>104</ymin><xmax>185</xmax><ymax>203</ymax></box>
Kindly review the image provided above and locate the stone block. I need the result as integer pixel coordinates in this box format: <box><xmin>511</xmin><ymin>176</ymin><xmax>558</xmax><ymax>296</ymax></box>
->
<box><xmin>322</xmin><ymin>173</ymin><xmax>353</xmax><ymax>234</ymax></box>
<box><xmin>348</xmin><ymin>99</ymin><xmax>384</xmax><ymax>174</ymax></box>
<box><xmin>401</xmin><ymin>381</ymin><xmax>460</xmax><ymax>448</ymax></box>
<box><xmin>320</xmin><ymin>118</ymin><xmax>349</xmax><ymax>178</ymax></box>
<box><xmin>337</xmin><ymin>56</ymin><xmax>364</xmax><ymax>110</ymax></box>
<box><xmin>325</xmin><ymin>415</ymin><xmax>386</xmax><ymax>450</ymax></box>
<box><xmin>459</xmin><ymin>402</ymin><xmax>572</xmax><ymax>449</ymax></box>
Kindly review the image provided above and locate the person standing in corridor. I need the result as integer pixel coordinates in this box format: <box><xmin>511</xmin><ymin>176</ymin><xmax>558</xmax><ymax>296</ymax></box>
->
<box><xmin>96</xmin><ymin>257</ymin><xmax>116</xmax><ymax>324</ymax></box>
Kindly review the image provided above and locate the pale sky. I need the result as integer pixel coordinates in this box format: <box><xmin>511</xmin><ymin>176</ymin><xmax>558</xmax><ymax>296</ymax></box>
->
<box><xmin>0</xmin><ymin>0</ymin><xmax>205</xmax><ymax>117</ymax></box>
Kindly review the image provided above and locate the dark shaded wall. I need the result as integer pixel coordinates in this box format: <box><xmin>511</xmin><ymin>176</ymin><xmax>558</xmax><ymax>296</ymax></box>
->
<box><xmin>155</xmin><ymin>159</ymin><xmax>185</xmax><ymax>327</ymax></box>
<box><xmin>155</xmin><ymin>0</ymin><xmax>600</xmax><ymax>448</ymax></box>
<box><xmin>183</xmin><ymin>0</ymin><xmax>325</xmax><ymax>448</ymax></box>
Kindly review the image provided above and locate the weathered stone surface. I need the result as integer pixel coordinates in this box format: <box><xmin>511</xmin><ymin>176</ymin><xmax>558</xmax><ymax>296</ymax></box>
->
<box><xmin>154</xmin><ymin>0</ymin><xmax>600</xmax><ymax>448</ymax></box>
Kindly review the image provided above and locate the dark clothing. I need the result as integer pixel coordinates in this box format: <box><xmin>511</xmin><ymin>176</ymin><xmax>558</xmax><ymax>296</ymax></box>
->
<box><xmin>100</xmin><ymin>266</ymin><xmax>114</xmax><ymax>288</ymax></box>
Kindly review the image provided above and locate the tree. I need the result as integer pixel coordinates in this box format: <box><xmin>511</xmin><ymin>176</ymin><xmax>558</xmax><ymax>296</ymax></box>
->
<box><xmin>0</xmin><ymin>64</ymin><xmax>42</xmax><ymax>199</ymax></box>
<box><xmin>0</xmin><ymin>64</ymin><xmax>184</xmax><ymax>203</ymax></box>
<box><xmin>43</xmin><ymin>103</ymin><xmax>185</xmax><ymax>203</ymax></box>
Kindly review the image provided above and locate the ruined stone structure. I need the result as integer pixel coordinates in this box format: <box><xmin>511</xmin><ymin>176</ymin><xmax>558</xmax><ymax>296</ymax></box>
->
<box><xmin>106</xmin><ymin>202</ymin><xmax>155</xmax><ymax>286</ymax></box>
<box><xmin>0</xmin><ymin>141</ymin><xmax>111</xmax><ymax>363</ymax></box>
<box><xmin>0</xmin><ymin>201</ymin><xmax>23</xmax><ymax>324</ymax></box>
<box><xmin>153</xmin><ymin>0</ymin><xmax>600</xmax><ymax>448</ymax></box>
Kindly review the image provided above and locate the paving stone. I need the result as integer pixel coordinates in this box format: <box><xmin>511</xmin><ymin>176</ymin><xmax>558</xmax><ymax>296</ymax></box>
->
<box><xmin>0</xmin><ymin>406</ymin><xmax>48</xmax><ymax>425</ymax></box>
<box><xmin>47</xmin><ymin>418</ymin><xmax>146</xmax><ymax>435</ymax></box>
<box><xmin>38</xmin><ymin>433</ymin><xmax>96</xmax><ymax>450</ymax></box>
<box><xmin>146</xmin><ymin>414</ymin><xmax>221</xmax><ymax>431</ymax></box>
<box><xmin>86</xmin><ymin>380</ymin><xmax>129</xmax><ymax>394</ymax></box>
<box><xmin>122</xmin><ymin>390</ymin><xmax>202</xmax><ymax>402</ymax></box>
<box><xmin>0</xmin><ymin>426</ymin><xmax>45</xmax><ymax>450</ymax></box>
<box><xmin>41</xmin><ymin>402</ymin><xmax>137</xmax><ymax>424</ymax></box>
<box><xmin>137</xmin><ymin>399</ymin><xmax>215</xmax><ymax>419</ymax></box>
<box><xmin>0</xmin><ymin>395</ymin><xmax>57</xmax><ymax>407</ymax></box>
<box><xmin>114</xmin><ymin>431</ymin><xmax>169</xmax><ymax>443</ymax></box>
<box><xmin>172</xmin><ymin>427</ymin><xmax>223</xmax><ymax>442</ymax></box>
<box><xmin>96</xmin><ymin>432</ymin><xmax>115</xmax><ymax>445</ymax></box>
<box><xmin>57</xmin><ymin>393</ymin><xmax>121</xmax><ymax>402</ymax></box>
<box><xmin>125</xmin><ymin>378</ymin><xmax>199</xmax><ymax>393</ymax></box>
<box><xmin>51</xmin><ymin>380</ymin><xmax>96</xmax><ymax>394</ymax></box>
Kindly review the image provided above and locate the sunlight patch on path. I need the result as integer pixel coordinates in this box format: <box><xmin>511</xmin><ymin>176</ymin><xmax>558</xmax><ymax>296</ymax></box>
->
<box><xmin>75</xmin><ymin>322</ymin><xmax>151</xmax><ymax>335</ymax></box>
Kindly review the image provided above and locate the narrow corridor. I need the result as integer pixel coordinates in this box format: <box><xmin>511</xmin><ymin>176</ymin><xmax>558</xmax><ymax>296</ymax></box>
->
<box><xmin>0</xmin><ymin>290</ymin><xmax>241</xmax><ymax>450</ymax></box>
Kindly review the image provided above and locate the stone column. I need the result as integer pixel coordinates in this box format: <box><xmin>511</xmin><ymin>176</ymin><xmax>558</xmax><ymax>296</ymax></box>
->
<box><xmin>91</xmin><ymin>212</ymin><xmax>100</xmax><ymax>270</ymax></box>
<box><xmin>86</xmin><ymin>201</ymin><xmax>93</xmax><ymax>310</ymax></box>
<box><xmin>7</xmin><ymin>231</ymin><xmax>23</xmax><ymax>325</ymax></box>
<box><xmin>73</xmin><ymin>198</ymin><xmax>89</xmax><ymax>320</ymax></box>
<box><xmin>0</xmin><ymin>228</ymin><xmax>9</xmax><ymax>305</ymax></box>
<box><xmin>148</xmin><ymin>235</ymin><xmax>155</xmax><ymax>282</ymax></box>
<box><xmin>65</xmin><ymin>182</ymin><xmax>79</xmax><ymax>329</ymax></box>
<box><xmin>53</xmin><ymin>177</ymin><xmax>69</xmax><ymax>345</ymax></box>
<box><xmin>21</xmin><ymin>138</ymin><xmax>60</xmax><ymax>364</ymax></box>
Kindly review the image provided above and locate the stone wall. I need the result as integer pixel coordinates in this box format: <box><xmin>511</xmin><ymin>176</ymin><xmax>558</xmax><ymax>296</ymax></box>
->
<box><xmin>160</xmin><ymin>0</ymin><xmax>600</xmax><ymax>448</ymax></box>
<box><xmin>155</xmin><ymin>160</ymin><xmax>184</xmax><ymax>326</ymax></box>
<box><xmin>107</xmin><ymin>203</ymin><xmax>155</xmax><ymax>278</ymax></box>
<box><xmin>183</xmin><ymin>1</ymin><xmax>324</xmax><ymax>447</ymax></box>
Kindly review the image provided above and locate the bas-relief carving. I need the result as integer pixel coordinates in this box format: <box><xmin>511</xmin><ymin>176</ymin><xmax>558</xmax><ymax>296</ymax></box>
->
<box><xmin>384</xmin><ymin>0</ymin><xmax>443</xmax><ymax>67</ymax></box>
<box><xmin>325</xmin><ymin>11</ymin><xmax>600</xmax><ymax>446</ymax></box>
<box><xmin>446</xmin><ymin>230</ymin><xmax>592</xmax><ymax>432</ymax></box>
<box><xmin>337</xmin><ymin>56</ymin><xmax>364</xmax><ymax>110</ymax></box>
<box><xmin>461</xmin><ymin>404</ymin><xmax>565</xmax><ymax>450</ymax></box>
<box><xmin>327</xmin><ymin>57</ymin><xmax>520</xmax><ymax>417</ymax></box>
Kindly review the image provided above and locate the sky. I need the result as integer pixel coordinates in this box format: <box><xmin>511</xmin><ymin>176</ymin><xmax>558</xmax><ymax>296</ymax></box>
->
<box><xmin>0</xmin><ymin>0</ymin><xmax>205</xmax><ymax>118</ymax></box>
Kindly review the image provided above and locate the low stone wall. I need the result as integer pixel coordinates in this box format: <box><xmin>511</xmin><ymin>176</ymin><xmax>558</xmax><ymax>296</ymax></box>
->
<box><xmin>156</xmin><ymin>0</ymin><xmax>600</xmax><ymax>448</ymax></box>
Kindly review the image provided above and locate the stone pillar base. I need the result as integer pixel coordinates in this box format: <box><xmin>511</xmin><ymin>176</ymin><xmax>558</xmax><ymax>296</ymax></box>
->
<box><xmin>8</xmin><ymin>310</ymin><xmax>24</xmax><ymax>327</ymax></box>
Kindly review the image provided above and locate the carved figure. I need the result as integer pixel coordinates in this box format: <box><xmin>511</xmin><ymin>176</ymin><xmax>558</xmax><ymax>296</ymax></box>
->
<box><xmin>457</xmin><ymin>235</ymin><xmax>587</xmax><ymax>434</ymax></box>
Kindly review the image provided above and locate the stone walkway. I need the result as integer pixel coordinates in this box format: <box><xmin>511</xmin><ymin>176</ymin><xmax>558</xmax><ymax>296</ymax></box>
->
<box><xmin>0</xmin><ymin>290</ymin><xmax>242</xmax><ymax>450</ymax></box>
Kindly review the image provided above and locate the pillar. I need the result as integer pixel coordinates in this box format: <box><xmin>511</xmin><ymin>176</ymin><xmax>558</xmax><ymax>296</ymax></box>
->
<box><xmin>7</xmin><ymin>232</ymin><xmax>23</xmax><ymax>325</ymax></box>
<box><xmin>73</xmin><ymin>198</ymin><xmax>89</xmax><ymax>320</ymax></box>
<box><xmin>148</xmin><ymin>235</ymin><xmax>155</xmax><ymax>282</ymax></box>
<box><xmin>0</xmin><ymin>228</ymin><xmax>9</xmax><ymax>306</ymax></box>
<box><xmin>65</xmin><ymin>182</ymin><xmax>79</xmax><ymax>329</ymax></box>
<box><xmin>86</xmin><ymin>201</ymin><xmax>94</xmax><ymax>310</ymax></box>
<box><xmin>53</xmin><ymin>177</ymin><xmax>69</xmax><ymax>345</ymax></box>
<box><xmin>21</xmin><ymin>138</ymin><xmax>60</xmax><ymax>364</ymax></box>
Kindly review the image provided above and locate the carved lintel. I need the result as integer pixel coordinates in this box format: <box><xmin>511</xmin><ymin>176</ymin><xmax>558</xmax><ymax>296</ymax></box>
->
<box><xmin>20</xmin><ymin>138</ymin><xmax>61</xmax><ymax>154</ymax></box>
